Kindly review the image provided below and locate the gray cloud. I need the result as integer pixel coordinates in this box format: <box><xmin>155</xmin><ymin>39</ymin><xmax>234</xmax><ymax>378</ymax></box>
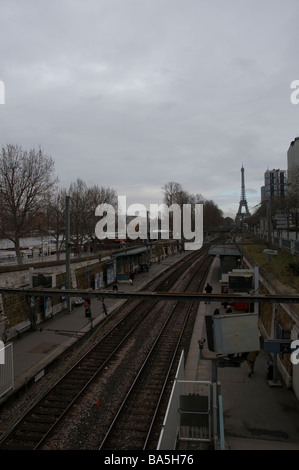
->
<box><xmin>0</xmin><ymin>0</ymin><xmax>298</xmax><ymax>218</ymax></box>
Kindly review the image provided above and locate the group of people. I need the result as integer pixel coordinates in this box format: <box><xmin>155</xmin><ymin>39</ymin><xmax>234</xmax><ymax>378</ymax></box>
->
<box><xmin>205</xmin><ymin>282</ymin><xmax>233</xmax><ymax>313</ymax></box>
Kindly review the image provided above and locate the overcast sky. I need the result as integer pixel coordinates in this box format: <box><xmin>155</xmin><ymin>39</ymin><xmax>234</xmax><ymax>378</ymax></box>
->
<box><xmin>0</xmin><ymin>0</ymin><xmax>299</xmax><ymax>218</ymax></box>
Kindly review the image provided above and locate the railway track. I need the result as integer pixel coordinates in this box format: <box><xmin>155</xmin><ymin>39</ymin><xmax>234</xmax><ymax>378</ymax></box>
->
<box><xmin>98</xmin><ymin>254</ymin><xmax>212</xmax><ymax>450</ymax></box>
<box><xmin>0</xmin><ymin>243</ymin><xmax>216</xmax><ymax>450</ymax></box>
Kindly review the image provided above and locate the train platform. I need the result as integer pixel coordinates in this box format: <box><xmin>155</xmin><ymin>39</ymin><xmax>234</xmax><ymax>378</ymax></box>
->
<box><xmin>184</xmin><ymin>256</ymin><xmax>299</xmax><ymax>451</ymax></box>
<box><xmin>1</xmin><ymin>250</ymin><xmax>187</xmax><ymax>404</ymax></box>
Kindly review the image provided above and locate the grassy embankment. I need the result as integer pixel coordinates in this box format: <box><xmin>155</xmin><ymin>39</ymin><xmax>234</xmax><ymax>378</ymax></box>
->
<box><xmin>239</xmin><ymin>232</ymin><xmax>299</xmax><ymax>374</ymax></box>
<box><xmin>240</xmin><ymin>232</ymin><xmax>299</xmax><ymax>293</ymax></box>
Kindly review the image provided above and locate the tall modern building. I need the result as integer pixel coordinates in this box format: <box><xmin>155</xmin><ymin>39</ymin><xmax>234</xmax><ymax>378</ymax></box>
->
<box><xmin>287</xmin><ymin>137</ymin><xmax>299</xmax><ymax>172</ymax></box>
<box><xmin>261</xmin><ymin>169</ymin><xmax>287</xmax><ymax>202</ymax></box>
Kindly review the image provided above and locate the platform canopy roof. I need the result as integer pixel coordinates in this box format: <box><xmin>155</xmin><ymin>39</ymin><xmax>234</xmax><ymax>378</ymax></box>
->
<box><xmin>111</xmin><ymin>247</ymin><xmax>149</xmax><ymax>258</ymax></box>
<box><xmin>208</xmin><ymin>244</ymin><xmax>241</xmax><ymax>257</ymax></box>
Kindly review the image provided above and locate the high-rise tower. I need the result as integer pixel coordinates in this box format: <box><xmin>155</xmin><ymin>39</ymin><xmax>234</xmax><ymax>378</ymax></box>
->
<box><xmin>287</xmin><ymin>137</ymin><xmax>299</xmax><ymax>172</ymax></box>
<box><xmin>235</xmin><ymin>165</ymin><xmax>251</xmax><ymax>225</ymax></box>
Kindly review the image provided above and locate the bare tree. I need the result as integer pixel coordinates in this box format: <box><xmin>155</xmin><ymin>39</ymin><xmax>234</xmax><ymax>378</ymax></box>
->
<box><xmin>86</xmin><ymin>184</ymin><xmax>118</xmax><ymax>249</ymax></box>
<box><xmin>46</xmin><ymin>188</ymin><xmax>67</xmax><ymax>259</ymax></box>
<box><xmin>162</xmin><ymin>181</ymin><xmax>184</xmax><ymax>206</ymax></box>
<box><xmin>0</xmin><ymin>144</ymin><xmax>58</xmax><ymax>262</ymax></box>
<box><xmin>162</xmin><ymin>182</ymin><xmax>210</xmax><ymax>238</ymax></box>
<box><xmin>68</xmin><ymin>179</ymin><xmax>118</xmax><ymax>255</ymax></box>
<box><xmin>68</xmin><ymin>179</ymin><xmax>89</xmax><ymax>255</ymax></box>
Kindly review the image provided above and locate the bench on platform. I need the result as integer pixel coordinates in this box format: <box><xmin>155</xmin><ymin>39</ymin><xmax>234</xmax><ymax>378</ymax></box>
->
<box><xmin>15</xmin><ymin>320</ymin><xmax>31</xmax><ymax>339</ymax></box>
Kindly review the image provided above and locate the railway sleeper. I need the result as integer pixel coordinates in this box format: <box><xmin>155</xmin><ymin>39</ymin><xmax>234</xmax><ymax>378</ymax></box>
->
<box><xmin>60</xmin><ymin>381</ymin><xmax>87</xmax><ymax>389</ymax></box>
<box><xmin>124</xmin><ymin>407</ymin><xmax>153</xmax><ymax>416</ymax></box>
<box><xmin>31</xmin><ymin>408</ymin><xmax>63</xmax><ymax>417</ymax></box>
<box><xmin>43</xmin><ymin>400</ymin><xmax>71</xmax><ymax>409</ymax></box>
<box><xmin>16</xmin><ymin>422</ymin><xmax>51</xmax><ymax>433</ymax></box>
<box><xmin>140</xmin><ymin>399</ymin><xmax>157</xmax><ymax>408</ymax></box>
<box><xmin>104</xmin><ymin>431</ymin><xmax>146</xmax><ymax>450</ymax></box>
<box><xmin>121</xmin><ymin>421</ymin><xmax>150</xmax><ymax>432</ymax></box>
<box><xmin>46</xmin><ymin>396</ymin><xmax>76</xmax><ymax>403</ymax></box>
<box><xmin>23</xmin><ymin>415</ymin><xmax>57</xmax><ymax>425</ymax></box>
<box><xmin>13</xmin><ymin>430</ymin><xmax>47</xmax><ymax>442</ymax></box>
<box><xmin>77</xmin><ymin>363</ymin><xmax>100</xmax><ymax>370</ymax></box>
<box><xmin>138</xmin><ymin>388</ymin><xmax>162</xmax><ymax>398</ymax></box>
<box><xmin>54</xmin><ymin>385</ymin><xmax>84</xmax><ymax>394</ymax></box>
<box><xmin>74</xmin><ymin>370</ymin><xmax>99</xmax><ymax>378</ymax></box>
<box><xmin>122</xmin><ymin>430</ymin><xmax>147</xmax><ymax>446</ymax></box>
<box><xmin>87</xmin><ymin>356</ymin><xmax>106</xmax><ymax>363</ymax></box>
<box><xmin>71</xmin><ymin>370</ymin><xmax>97</xmax><ymax>378</ymax></box>
<box><xmin>0</xmin><ymin>443</ymin><xmax>32</xmax><ymax>451</ymax></box>
<box><xmin>54</xmin><ymin>389</ymin><xmax>80</xmax><ymax>398</ymax></box>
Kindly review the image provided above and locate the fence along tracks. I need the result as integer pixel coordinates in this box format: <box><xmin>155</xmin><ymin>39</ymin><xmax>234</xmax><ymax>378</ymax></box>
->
<box><xmin>0</xmin><ymin>245</ymin><xmax>214</xmax><ymax>450</ymax></box>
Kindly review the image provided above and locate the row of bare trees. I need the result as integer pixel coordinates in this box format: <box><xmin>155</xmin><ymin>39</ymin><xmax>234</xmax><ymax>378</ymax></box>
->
<box><xmin>0</xmin><ymin>145</ymin><xmax>117</xmax><ymax>262</ymax></box>
<box><xmin>161</xmin><ymin>181</ymin><xmax>232</xmax><ymax>231</ymax></box>
<box><xmin>0</xmin><ymin>145</ymin><xmax>232</xmax><ymax>263</ymax></box>
<box><xmin>48</xmin><ymin>180</ymin><xmax>118</xmax><ymax>259</ymax></box>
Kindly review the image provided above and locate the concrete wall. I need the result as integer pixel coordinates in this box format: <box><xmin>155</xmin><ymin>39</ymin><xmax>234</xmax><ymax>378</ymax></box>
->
<box><xmin>0</xmin><ymin>255</ymin><xmax>106</xmax><ymax>331</ymax></box>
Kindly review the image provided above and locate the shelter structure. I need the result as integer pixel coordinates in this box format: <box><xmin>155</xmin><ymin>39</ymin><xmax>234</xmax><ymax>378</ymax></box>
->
<box><xmin>208</xmin><ymin>244</ymin><xmax>242</xmax><ymax>281</ymax></box>
<box><xmin>111</xmin><ymin>246</ymin><xmax>151</xmax><ymax>281</ymax></box>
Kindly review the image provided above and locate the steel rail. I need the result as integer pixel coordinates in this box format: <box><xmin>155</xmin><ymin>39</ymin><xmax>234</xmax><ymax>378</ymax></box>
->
<box><xmin>143</xmin><ymin>261</ymin><xmax>211</xmax><ymax>449</ymax></box>
<box><xmin>0</xmin><ymin>300</ymin><xmax>144</xmax><ymax>448</ymax></box>
<box><xmin>0</xmin><ymin>287</ymin><xmax>298</xmax><ymax>303</ymax></box>
<box><xmin>99</xmin><ymin>255</ymin><xmax>212</xmax><ymax>450</ymax></box>
<box><xmin>98</xmin><ymin>297</ymin><xmax>190</xmax><ymax>450</ymax></box>
<box><xmin>0</xmin><ymin>249</ymin><xmax>209</xmax><ymax>449</ymax></box>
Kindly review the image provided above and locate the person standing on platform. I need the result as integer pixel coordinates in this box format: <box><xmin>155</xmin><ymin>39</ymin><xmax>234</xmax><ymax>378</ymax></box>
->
<box><xmin>84</xmin><ymin>298</ymin><xmax>91</xmax><ymax>317</ymax></box>
<box><xmin>246</xmin><ymin>351</ymin><xmax>259</xmax><ymax>377</ymax></box>
<box><xmin>204</xmin><ymin>283</ymin><xmax>213</xmax><ymax>304</ymax></box>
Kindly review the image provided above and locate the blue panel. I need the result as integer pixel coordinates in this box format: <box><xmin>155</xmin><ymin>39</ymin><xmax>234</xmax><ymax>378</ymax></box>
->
<box><xmin>264</xmin><ymin>340</ymin><xmax>292</xmax><ymax>354</ymax></box>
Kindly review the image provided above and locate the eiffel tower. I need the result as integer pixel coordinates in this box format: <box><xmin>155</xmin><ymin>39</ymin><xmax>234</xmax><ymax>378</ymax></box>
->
<box><xmin>235</xmin><ymin>165</ymin><xmax>251</xmax><ymax>225</ymax></box>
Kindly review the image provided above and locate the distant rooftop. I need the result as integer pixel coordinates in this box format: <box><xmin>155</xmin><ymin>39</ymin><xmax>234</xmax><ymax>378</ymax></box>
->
<box><xmin>290</xmin><ymin>137</ymin><xmax>299</xmax><ymax>147</ymax></box>
<box><xmin>208</xmin><ymin>244</ymin><xmax>241</xmax><ymax>257</ymax></box>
